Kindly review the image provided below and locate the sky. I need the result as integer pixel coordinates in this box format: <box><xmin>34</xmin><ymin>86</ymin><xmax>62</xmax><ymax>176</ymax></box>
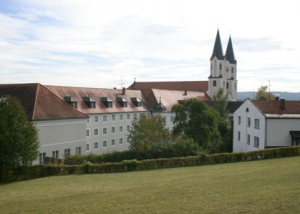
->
<box><xmin>0</xmin><ymin>0</ymin><xmax>300</xmax><ymax>92</ymax></box>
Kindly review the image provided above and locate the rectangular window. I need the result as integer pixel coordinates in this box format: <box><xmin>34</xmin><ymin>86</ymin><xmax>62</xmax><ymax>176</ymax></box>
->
<box><xmin>76</xmin><ymin>147</ymin><xmax>81</xmax><ymax>155</ymax></box>
<box><xmin>111</xmin><ymin>127</ymin><xmax>115</xmax><ymax>134</ymax></box>
<box><xmin>103</xmin><ymin>115</ymin><xmax>107</xmax><ymax>122</ymax></box>
<box><xmin>119</xmin><ymin>126</ymin><xmax>123</xmax><ymax>132</ymax></box>
<box><xmin>163</xmin><ymin>117</ymin><xmax>166</xmax><ymax>125</ymax></box>
<box><xmin>231</xmin><ymin>67</ymin><xmax>234</xmax><ymax>73</ymax></box>
<box><xmin>119</xmin><ymin>138</ymin><xmax>123</xmax><ymax>144</ymax></box>
<box><xmin>111</xmin><ymin>139</ymin><xmax>115</xmax><ymax>146</ymax></box>
<box><xmin>254</xmin><ymin>136</ymin><xmax>259</xmax><ymax>148</ymax></box>
<box><xmin>247</xmin><ymin>134</ymin><xmax>250</xmax><ymax>145</ymax></box>
<box><xmin>94</xmin><ymin>142</ymin><xmax>99</xmax><ymax>150</ymax></box>
<box><xmin>127</xmin><ymin>125</ymin><xmax>130</xmax><ymax>132</ymax></box>
<box><xmin>238</xmin><ymin>116</ymin><xmax>241</xmax><ymax>125</ymax></box>
<box><xmin>111</xmin><ymin>114</ymin><xmax>115</xmax><ymax>121</ymax></box>
<box><xmin>120</xmin><ymin>114</ymin><xmax>123</xmax><ymax>120</ymax></box>
<box><xmin>39</xmin><ymin>152</ymin><xmax>46</xmax><ymax>164</ymax></box>
<box><xmin>134</xmin><ymin>113</ymin><xmax>137</xmax><ymax>119</ymax></box>
<box><xmin>238</xmin><ymin>131</ymin><xmax>241</xmax><ymax>141</ymax></box>
<box><xmin>64</xmin><ymin>149</ymin><xmax>71</xmax><ymax>157</ymax></box>
<box><xmin>52</xmin><ymin>150</ymin><xmax>59</xmax><ymax>159</ymax></box>
<box><xmin>103</xmin><ymin>128</ymin><xmax>107</xmax><ymax>135</ymax></box>
<box><xmin>247</xmin><ymin>118</ymin><xmax>251</xmax><ymax>127</ymax></box>
<box><xmin>127</xmin><ymin>113</ymin><xmax>130</xmax><ymax>120</ymax></box>
<box><xmin>103</xmin><ymin>141</ymin><xmax>107</xmax><ymax>147</ymax></box>
<box><xmin>94</xmin><ymin>115</ymin><xmax>98</xmax><ymax>123</ymax></box>
<box><xmin>86</xmin><ymin>129</ymin><xmax>89</xmax><ymax>137</ymax></box>
<box><xmin>127</xmin><ymin>137</ymin><xmax>130</xmax><ymax>143</ymax></box>
<box><xmin>87</xmin><ymin>118</ymin><xmax>90</xmax><ymax>123</ymax></box>
<box><xmin>94</xmin><ymin>128</ymin><xmax>98</xmax><ymax>136</ymax></box>
<box><xmin>86</xmin><ymin>143</ymin><xmax>90</xmax><ymax>151</ymax></box>
<box><xmin>219</xmin><ymin>64</ymin><xmax>222</xmax><ymax>70</ymax></box>
<box><xmin>255</xmin><ymin>119</ymin><xmax>260</xmax><ymax>129</ymax></box>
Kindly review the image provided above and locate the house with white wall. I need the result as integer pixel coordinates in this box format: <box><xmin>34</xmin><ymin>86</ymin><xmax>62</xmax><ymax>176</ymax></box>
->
<box><xmin>233</xmin><ymin>99</ymin><xmax>300</xmax><ymax>152</ymax></box>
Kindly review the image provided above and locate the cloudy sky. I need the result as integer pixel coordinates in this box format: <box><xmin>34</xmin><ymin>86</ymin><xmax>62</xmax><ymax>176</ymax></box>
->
<box><xmin>1</xmin><ymin>0</ymin><xmax>299</xmax><ymax>92</ymax></box>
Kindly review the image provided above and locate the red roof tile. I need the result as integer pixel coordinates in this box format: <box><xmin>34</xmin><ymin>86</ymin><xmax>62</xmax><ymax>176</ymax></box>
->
<box><xmin>0</xmin><ymin>83</ymin><xmax>88</xmax><ymax>121</ymax></box>
<box><xmin>252</xmin><ymin>100</ymin><xmax>300</xmax><ymax>115</ymax></box>
<box><xmin>128</xmin><ymin>81</ymin><xmax>209</xmax><ymax>92</ymax></box>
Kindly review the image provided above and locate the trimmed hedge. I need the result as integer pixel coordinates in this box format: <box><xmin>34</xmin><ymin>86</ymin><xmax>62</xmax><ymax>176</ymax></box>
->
<box><xmin>2</xmin><ymin>146</ymin><xmax>300</xmax><ymax>183</ymax></box>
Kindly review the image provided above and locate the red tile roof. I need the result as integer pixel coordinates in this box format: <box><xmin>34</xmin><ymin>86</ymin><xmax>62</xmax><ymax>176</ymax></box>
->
<box><xmin>252</xmin><ymin>100</ymin><xmax>300</xmax><ymax>115</ymax></box>
<box><xmin>128</xmin><ymin>81</ymin><xmax>209</xmax><ymax>92</ymax></box>
<box><xmin>46</xmin><ymin>85</ymin><xmax>149</xmax><ymax>114</ymax></box>
<box><xmin>0</xmin><ymin>83</ymin><xmax>88</xmax><ymax>121</ymax></box>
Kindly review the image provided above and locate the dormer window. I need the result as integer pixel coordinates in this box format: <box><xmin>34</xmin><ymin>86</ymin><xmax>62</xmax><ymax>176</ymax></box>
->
<box><xmin>117</xmin><ymin>97</ymin><xmax>127</xmax><ymax>107</ymax></box>
<box><xmin>83</xmin><ymin>97</ymin><xmax>96</xmax><ymax>108</ymax></box>
<box><xmin>101</xmin><ymin>97</ymin><xmax>113</xmax><ymax>108</ymax></box>
<box><xmin>131</xmin><ymin>97</ymin><xmax>142</xmax><ymax>107</ymax></box>
<box><xmin>64</xmin><ymin>96</ymin><xmax>77</xmax><ymax>109</ymax></box>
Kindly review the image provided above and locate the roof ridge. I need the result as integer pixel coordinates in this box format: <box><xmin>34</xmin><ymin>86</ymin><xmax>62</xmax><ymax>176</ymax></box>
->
<box><xmin>31</xmin><ymin>83</ymin><xmax>40</xmax><ymax>120</ymax></box>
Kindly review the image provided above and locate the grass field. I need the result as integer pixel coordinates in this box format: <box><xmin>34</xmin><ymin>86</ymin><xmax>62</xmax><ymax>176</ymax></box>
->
<box><xmin>1</xmin><ymin>157</ymin><xmax>300</xmax><ymax>214</ymax></box>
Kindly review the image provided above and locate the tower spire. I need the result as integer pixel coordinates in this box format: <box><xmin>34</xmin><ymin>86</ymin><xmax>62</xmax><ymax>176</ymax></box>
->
<box><xmin>210</xmin><ymin>29</ymin><xmax>224</xmax><ymax>61</ymax></box>
<box><xmin>225</xmin><ymin>36</ymin><xmax>236</xmax><ymax>64</ymax></box>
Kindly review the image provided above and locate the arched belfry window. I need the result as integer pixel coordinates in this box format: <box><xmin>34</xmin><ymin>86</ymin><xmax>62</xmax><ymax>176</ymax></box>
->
<box><xmin>213</xmin><ymin>80</ymin><xmax>217</xmax><ymax>86</ymax></box>
<box><xmin>219</xmin><ymin>64</ymin><xmax>222</xmax><ymax>70</ymax></box>
<box><xmin>246</xmin><ymin>108</ymin><xmax>249</xmax><ymax>112</ymax></box>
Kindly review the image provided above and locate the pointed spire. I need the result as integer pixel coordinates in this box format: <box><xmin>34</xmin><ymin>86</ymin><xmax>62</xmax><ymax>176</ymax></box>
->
<box><xmin>225</xmin><ymin>36</ymin><xmax>237</xmax><ymax>64</ymax></box>
<box><xmin>210</xmin><ymin>29</ymin><xmax>224</xmax><ymax>61</ymax></box>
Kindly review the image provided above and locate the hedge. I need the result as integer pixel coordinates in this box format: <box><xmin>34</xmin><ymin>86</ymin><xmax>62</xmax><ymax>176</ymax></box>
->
<box><xmin>1</xmin><ymin>146</ymin><xmax>300</xmax><ymax>183</ymax></box>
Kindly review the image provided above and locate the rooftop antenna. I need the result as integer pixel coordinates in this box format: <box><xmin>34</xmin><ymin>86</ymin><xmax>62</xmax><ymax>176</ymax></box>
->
<box><xmin>120</xmin><ymin>72</ymin><xmax>125</xmax><ymax>88</ymax></box>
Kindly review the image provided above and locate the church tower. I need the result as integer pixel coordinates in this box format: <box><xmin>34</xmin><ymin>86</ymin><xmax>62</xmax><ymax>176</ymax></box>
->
<box><xmin>208</xmin><ymin>30</ymin><xmax>237</xmax><ymax>101</ymax></box>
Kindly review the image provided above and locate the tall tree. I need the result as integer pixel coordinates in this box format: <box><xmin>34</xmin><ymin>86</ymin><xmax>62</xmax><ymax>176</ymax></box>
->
<box><xmin>256</xmin><ymin>85</ymin><xmax>275</xmax><ymax>100</ymax></box>
<box><xmin>212</xmin><ymin>87</ymin><xmax>228</xmax><ymax>118</ymax></box>
<box><xmin>128</xmin><ymin>114</ymin><xmax>171</xmax><ymax>153</ymax></box>
<box><xmin>171</xmin><ymin>99</ymin><xmax>219</xmax><ymax>148</ymax></box>
<box><xmin>0</xmin><ymin>95</ymin><xmax>39</xmax><ymax>182</ymax></box>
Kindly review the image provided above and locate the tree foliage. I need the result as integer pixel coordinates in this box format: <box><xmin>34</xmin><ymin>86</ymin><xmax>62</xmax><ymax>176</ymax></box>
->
<box><xmin>212</xmin><ymin>88</ymin><xmax>228</xmax><ymax>118</ymax></box>
<box><xmin>256</xmin><ymin>85</ymin><xmax>275</xmax><ymax>100</ymax></box>
<box><xmin>0</xmin><ymin>95</ymin><xmax>39</xmax><ymax>182</ymax></box>
<box><xmin>171</xmin><ymin>99</ymin><xmax>219</xmax><ymax>148</ymax></box>
<box><xmin>128</xmin><ymin>114</ymin><xmax>171</xmax><ymax>153</ymax></box>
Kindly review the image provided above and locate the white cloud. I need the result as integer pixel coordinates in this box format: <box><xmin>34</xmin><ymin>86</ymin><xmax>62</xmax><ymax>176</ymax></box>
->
<box><xmin>0</xmin><ymin>0</ymin><xmax>300</xmax><ymax>92</ymax></box>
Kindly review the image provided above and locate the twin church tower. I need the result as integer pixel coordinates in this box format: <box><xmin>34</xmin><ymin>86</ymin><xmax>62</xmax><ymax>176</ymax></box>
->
<box><xmin>207</xmin><ymin>30</ymin><xmax>237</xmax><ymax>101</ymax></box>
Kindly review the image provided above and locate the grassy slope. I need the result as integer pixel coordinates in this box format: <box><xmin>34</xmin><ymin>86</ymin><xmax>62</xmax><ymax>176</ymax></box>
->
<box><xmin>1</xmin><ymin>157</ymin><xmax>300</xmax><ymax>214</ymax></box>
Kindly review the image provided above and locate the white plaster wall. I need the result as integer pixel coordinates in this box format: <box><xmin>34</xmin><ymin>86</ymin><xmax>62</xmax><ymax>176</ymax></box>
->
<box><xmin>233</xmin><ymin>100</ymin><xmax>265</xmax><ymax>152</ymax></box>
<box><xmin>33</xmin><ymin>118</ymin><xmax>87</xmax><ymax>164</ymax></box>
<box><xmin>266</xmin><ymin>118</ymin><xmax>300</xmax><ymax>147</ymax></box>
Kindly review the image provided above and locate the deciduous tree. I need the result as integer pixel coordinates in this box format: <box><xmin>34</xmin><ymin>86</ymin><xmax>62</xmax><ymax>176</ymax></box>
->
<box><xmin>0</xmin><ymin>95</ymin><xmax>39</xmax><ymax>182</ymax></box>
<box><xmin>256</xmin><ymin>85</ymin><xmax>275</xmax><ymax>100</ymax></box>
<box><xmin>128</xmin><ymin>114</ymin><xmax>171</xmax><ymax>153</ymax></box>
<box><xmin>171</xmin><ymin>99</ymin><xmax>219</xmax><ymax>148</ymax></box>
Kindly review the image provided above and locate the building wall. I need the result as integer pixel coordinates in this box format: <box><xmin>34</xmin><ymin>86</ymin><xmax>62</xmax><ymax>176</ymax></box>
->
<box><xmin>33</xmin><ymin>118</ymin><xmax>87</xmax><ymax>164</ymax></box>
<box><xmin>86</xmin><ymin>111</ymin><xmax>149</xmax><ymax>155</ymax></box>
<box><xmin>233</xmin><ymin>99</ymin><xmax>265</xmax><ymax>152</ymax></box>
<box><xmin>266</xmin><ymin>118</ymin><xmax>300</xmax><ymax>147</ymax></box>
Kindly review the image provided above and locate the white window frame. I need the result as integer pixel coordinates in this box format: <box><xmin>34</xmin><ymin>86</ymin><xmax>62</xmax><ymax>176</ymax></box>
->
<box><xmin>94</xmin><ymin>142</ymin><xmax>99</xmax><ymax>150</ymax></box>
<box><xmin>254</xmin><ymin>136</ymin><xmax>259</xmax><ymax>148</ymax></box>
<box><xmin>94</xmin><ymin>128</ymin><xmax>99</xmax><ymax>136</ymax></box>
<box><xmin>255</xmin><ymin>119</ymin><xmax>260</xmax><ymax>129</ymax></box>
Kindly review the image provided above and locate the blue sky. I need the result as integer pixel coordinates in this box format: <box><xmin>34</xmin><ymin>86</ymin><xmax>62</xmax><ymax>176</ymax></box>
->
<box><xmin>1</xmin><ymin>0</ymin><xmax>300</xmax><ymax>92</ymax></box>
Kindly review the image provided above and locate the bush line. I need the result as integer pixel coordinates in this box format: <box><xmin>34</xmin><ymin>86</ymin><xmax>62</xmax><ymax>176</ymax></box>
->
<box><xmin>2</xmin><ymin>146</ymin><xmax>300</xmax><ymax>183</ymax></box>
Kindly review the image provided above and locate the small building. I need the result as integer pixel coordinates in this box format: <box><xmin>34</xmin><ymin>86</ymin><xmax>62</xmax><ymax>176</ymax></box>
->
<box><xmin>233</xmin><ymin>99</ymin><xmax>300</xmax><ymax>152</ymax></box>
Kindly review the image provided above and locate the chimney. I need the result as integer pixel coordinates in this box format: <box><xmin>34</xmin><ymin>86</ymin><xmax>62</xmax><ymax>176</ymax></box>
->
<box><xmin>280</xmin><ymin>98</ymin><xmax>285</xmax><ymax>109</ymax></box>
<box><xmin>122</xmin><ymin>87</ymin><xmax>126</xmax><ymax>95</ymax></box>
<box><xmin>275</xmin><ymin>94</ymin><xmax>280</xmax><ymax>101</ymax></box>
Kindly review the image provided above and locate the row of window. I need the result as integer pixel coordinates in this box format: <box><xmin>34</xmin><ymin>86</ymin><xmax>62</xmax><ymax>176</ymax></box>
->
<box><xmin>86</xmin><ymin>138</ymin><xmax>129</xmax><ymax>151</ymax></box>
<box><xmin>65</xmin><ymin>96</ymin><xmax>142</xmax><ymax>109</ymax></box>
<box><xmin>87</xmin><ymin>125</ymin><xmax>130</xmax><ymax>136</ymax></box>
<box><xmin>237</xmin><ymin>132</ymin><xmax>259</xmax><ymax>148</ymax></box>
<box><xmin>39</xmin><ymin>147</ymin><xmax>82</xmax><ymax>164</ymax></box>
<box><xmin>89</xmin><ymin>113</ymin><xmax>150</xmax><ymax>123</ymax></box>
<box><xmin>238</xmin><ymin>116</ymin><xmax>260</xmax><ymax>129</ymax></box>
<box><xmin>210</xmin><ymin>63</ymin><xmax>235</xmax><ymax>73</ymax></box>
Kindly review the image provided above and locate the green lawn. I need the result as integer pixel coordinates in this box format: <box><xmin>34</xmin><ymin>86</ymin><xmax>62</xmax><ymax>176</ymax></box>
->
<box><xmin>1</xmin><ymin>157</ymin><xmax>300</xmax><ymax>214</ymax></box>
